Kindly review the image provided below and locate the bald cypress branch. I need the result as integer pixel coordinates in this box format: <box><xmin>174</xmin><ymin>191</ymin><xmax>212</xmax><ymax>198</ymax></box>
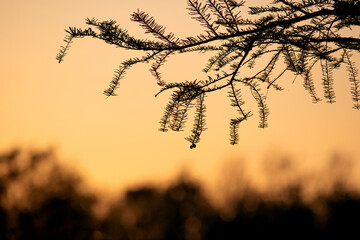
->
<box><xmin>57</xmin><ymin>0</ymin><xmax>360</xmax><ymax>147</ymax></box>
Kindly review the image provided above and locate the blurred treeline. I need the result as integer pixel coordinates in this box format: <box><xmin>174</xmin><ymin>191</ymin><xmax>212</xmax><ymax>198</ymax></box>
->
<box><xmin>1</xmin><ymin>148</ymin><xmax>360</xmax><ymax>240</ymax></box>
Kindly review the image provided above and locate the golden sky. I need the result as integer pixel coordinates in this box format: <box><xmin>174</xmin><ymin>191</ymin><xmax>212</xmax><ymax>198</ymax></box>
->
<box><xmin>1</xmin><ymin>0</ymin><xmax>360</xmax><ymax>190</ymax></box>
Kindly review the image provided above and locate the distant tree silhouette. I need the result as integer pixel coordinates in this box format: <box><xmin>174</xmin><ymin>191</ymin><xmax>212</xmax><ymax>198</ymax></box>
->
<box><xmin>2</xmin><ymin>148</ymin><xmax>360</xmax><ymax>239</ymax></box>
<box><xmin>57</xmin><ymin>0</ymin><xmax>359</xmax><ymax>147</ymax></box>
<box><xmin>0</xmin><ymin>148</ymin><xmax>98</xmax><ymax>240</ymax></box>
<box><xmin>99</xmin><ymin>174</ymin><xmax>360</xmax><ymax>239</ymax></box>
<box><xmin>17</xmin><ymin>197</ymin><xmax>96</xmax><ymax>240</ymax></box>
<box><xmin>102</xmin><ymin>180</ymin><xmax>217</xmax><ymax>240</ymax></box>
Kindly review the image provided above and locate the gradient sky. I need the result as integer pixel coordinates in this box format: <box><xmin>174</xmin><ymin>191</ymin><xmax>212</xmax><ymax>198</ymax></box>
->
<box><xmin>1</xmin><ymin>0</ymin><xmax>360</xmax><ymax>191</ymax></box>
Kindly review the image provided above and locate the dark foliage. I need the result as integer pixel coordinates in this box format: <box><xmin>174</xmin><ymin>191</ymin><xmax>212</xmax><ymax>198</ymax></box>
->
<box><xmin>2</xmin><ymin>148</ymin><xmax>360</xmax><ymax>239</ymax></box>
<box><xmin>17</xmin><ymin>197</ymin><xmax>95</xmax><ymax>240</ymax></box>
<box><xmin>0</xmin><ymin>149</ymin><xmax>98</xmax><ymax>240</ymax></box>
<box><xmin>101</xmin><ymin>180</ymin><xmax>217</xmax><ymax>240</ymax></box>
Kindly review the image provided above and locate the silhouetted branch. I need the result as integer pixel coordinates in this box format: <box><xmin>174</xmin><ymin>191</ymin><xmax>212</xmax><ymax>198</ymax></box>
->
<box><xmin>57</xmin><ymin>0</ymin><xmax>360</xmax><ymax>147</ymax></box>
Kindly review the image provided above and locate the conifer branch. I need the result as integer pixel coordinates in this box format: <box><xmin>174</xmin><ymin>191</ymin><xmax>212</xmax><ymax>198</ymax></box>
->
<box><xmin>344</xmin><ymin>51</ymin><xmax>360</xmax><ymax>109</ymax></box>
<box><xmin>56</xmin><ymin>34</ymin><xmax>74</xmax><ymax>63</ymax></box>
<box><xmin>187</xmin><ymin>0</ymin><xmax>219</xmax><ymax>36</ymax></box>
<box><xmin>169</xmin><ymin>98</ymin><xmax>193</xmax><ymax>131</ymax></box>
<box><xmin>207</xmin><ymin>0</ymin><xmax>238</xmax><ymax>33</ymax></box>
<box><xmin>320</xmin><ymin>58</ymin><xmax>336</xmax><ymax>103</ymax></box>
<box><xmin>228</xmin><ymin>81</ymin><xmax>253</xmax><ymax>144</ymax></box>
<box><xmin>57</xmin><ymin>0</ymin><xmax>360</xmax><ymax>147</ymax></box>
<box><xmin>150</xmin><ymin>50</ymin><xmax>174</xmax><ymax>86</ymax></box>
<box><xmin>131</xmin><ymin>10</ymin><xmax>180</xmax><ymax>46</ymax></box>
<box><xmin>229</xmin><ymin>112</ymin><xmax>252</xmax><ymax>145</ymax></box>
<box><xmin>302</xmin><ymin>59</ymin><xmax>322</xmax><ymax>103</ymax></box>
<box><xmin>267</xmin><ymin>68</ymin><xmax>287</xmax><ymax>91</ymax></box>
<box><xmin>253</xmin><ymin>49</ymin><xmax>282</xmax><ymax>83</ymax></box>
<box><xmin>104</xmin><ymin>53</ymin><xmax>158</xmax><ymax>97</ymax></box>
<box><xmin>203</xmin><ymin>48</ymin><xmax>234</xmax><ymax>72</ymax></box>
<box><xmin>222</xmin><ymin>0</ymin><xmax>242</xmax><ymax>32</ymax></box>
<box><xmin>239</xmin><ymin>79</ymin><xmax>269</xmax><ymax>128</ymax></box>
<box><xmin>185</xmin><ymin>93</ymin><xmax>207</xmax><ymax>148</ymax></box>
<box><xmin>229</xmin><ymin>82</ymin><xmax>246</xmax><ymax>117</ymax></box>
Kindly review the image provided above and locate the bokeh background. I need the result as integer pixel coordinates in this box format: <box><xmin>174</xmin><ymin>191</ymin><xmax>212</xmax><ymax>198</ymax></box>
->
<box><xmin>1</xmin><ymin>1</ymin><xmax>360</xmax><ymax>236</ymax></box>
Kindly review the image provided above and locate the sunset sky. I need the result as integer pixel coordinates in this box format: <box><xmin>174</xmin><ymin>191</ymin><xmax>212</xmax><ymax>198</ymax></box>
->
<box><xmin>1</xmin><ymin>0</ymin><xmax>360</xmax><ymax>191</ymax></box>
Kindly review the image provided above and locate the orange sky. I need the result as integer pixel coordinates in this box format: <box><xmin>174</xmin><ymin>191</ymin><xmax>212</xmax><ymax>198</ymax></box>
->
<box><xmin>1</xmin><ymin>0</ymin><xmax>360</xmax><ymax>190</ymax></box>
